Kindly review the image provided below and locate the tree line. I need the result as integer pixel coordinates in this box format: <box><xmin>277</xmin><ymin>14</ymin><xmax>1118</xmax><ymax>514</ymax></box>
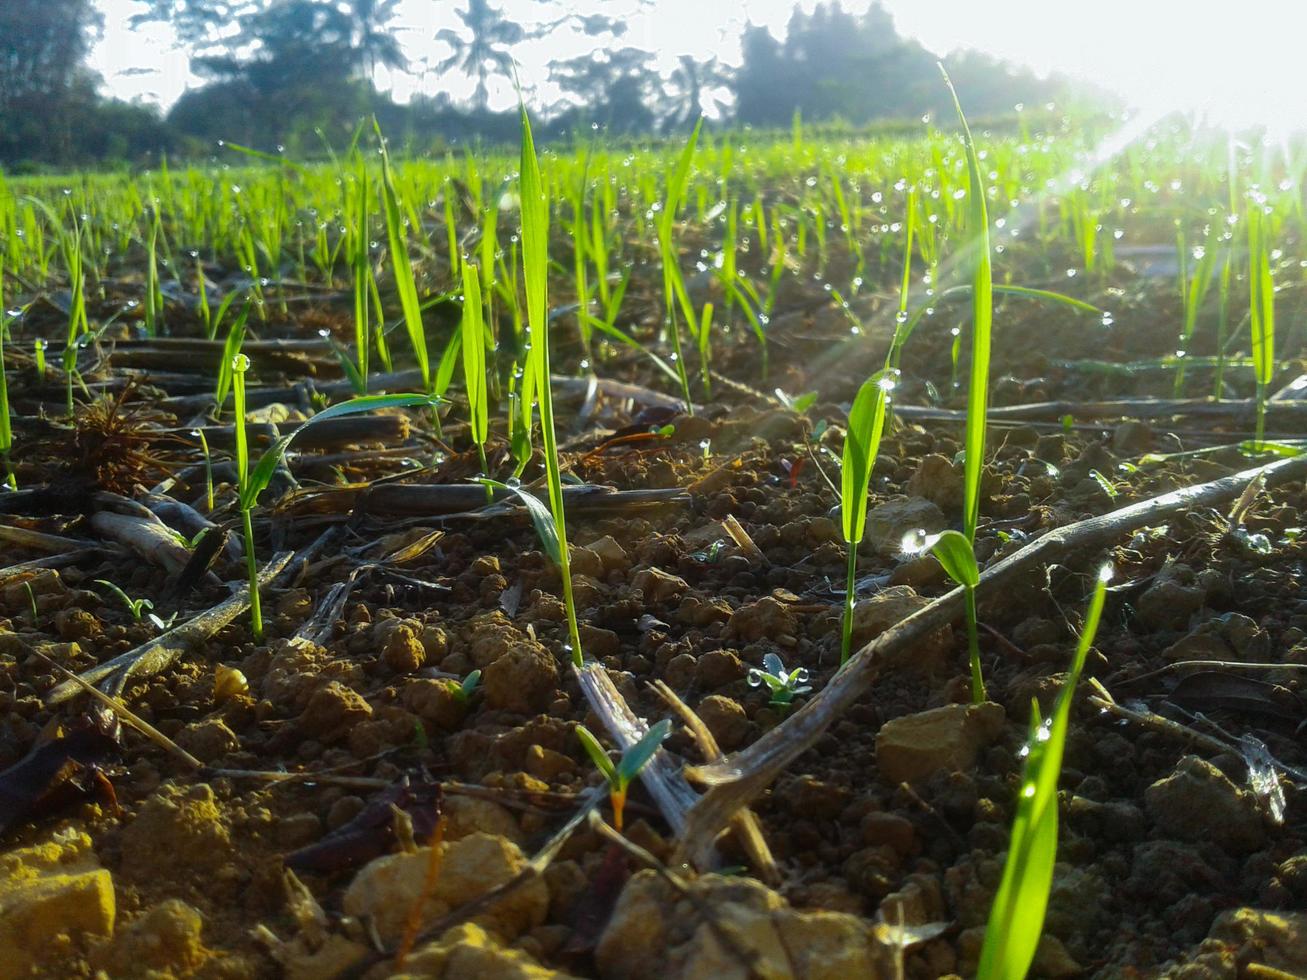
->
<box><xmin>0</xmin><ymin>0</ymin><xmax>1094</xmax><ymax>169</ymax></box>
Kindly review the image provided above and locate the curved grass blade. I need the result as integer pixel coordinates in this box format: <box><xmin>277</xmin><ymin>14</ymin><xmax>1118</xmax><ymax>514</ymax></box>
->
<box><xmin>977</xmin><ymin>565</ymin><xmax>1112</xmax><ymax>980</ymax></box>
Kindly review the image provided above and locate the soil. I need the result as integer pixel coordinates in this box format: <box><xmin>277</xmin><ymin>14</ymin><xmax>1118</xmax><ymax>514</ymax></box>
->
<box><xmin>2</xmin><ymin>229</ymin><xmax>1307</xmax><ymax>980</ymax></box>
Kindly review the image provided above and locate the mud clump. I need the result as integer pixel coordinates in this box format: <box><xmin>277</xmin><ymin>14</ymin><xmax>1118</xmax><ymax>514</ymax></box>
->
<box><xmin>120</xmin><ymin>783</ymin><xmax>233</xmax><ymax>879</ymax></box>
<box><xmin>1144</xmin><ymin>755</ymin><xmax>1267</xmax><ymax>854</ymax></box>
<box><xmin>596</xmin><ymin>870</ymin><xmax>897</xmax><ymax>979</ymax></box>
<box><xmin>343</xmin><ymin>832</ymin><xmax>547</xmax><ymax>945</ymax></box>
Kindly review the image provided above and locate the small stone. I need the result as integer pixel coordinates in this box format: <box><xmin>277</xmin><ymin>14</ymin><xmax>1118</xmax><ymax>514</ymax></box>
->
<box><xmin>1136</xmin><ymin>564</ymin><xmax>1205</xmax><ymax>631</ymax></box>
<box><xmin>297</xmin><ymin>681</ymin><xmax>372</xmax><ymax>740</ymax></box>
<box><xmin>907</xmin><ymin>454</ymin><xmax>963</xmax><ymax>510</ymax></box>
<box><xmin>54</xmin><ymin>607</ymin><xmax>99</xmax><ymax>642</ymax></box>
<box><xmin>586</xmin><ymin>535</ymin><xmax>630</xmax><ymax>573</ymax></box>
<box><xmin>850</xmin><ymin>587</ymin><xmax>951</xmax><ymax>671</ymax></box>
<box><xmin>805</xmin><ymin>516</ymin><xmax>841</xmax><ymax>545</ymax></box>
<box><xmin>175</xmin><ymin>718</ymin><xmax>239</xmax><ymax>763</ymax></box>
<box><xmin>726</xmin><ymin>596</ymin><xmax>797</xmax><ymax>643</ymax></box>
<box><xmin>865</xmin><ymin>496</ymin><xmax>947</xmax><ymax>558</ymax></box>
<box><xmin>596</xmin><ymin>870</ymin><xmax>897</xmax><ymax>979</ymax></box>
<box><xmin>579</xmin><ymin>624</ymin><xmax>621</xmax><ymax>659</ymax></box>
<box><xmin>402</xmin><ymin>678</ymin><xmax>468</xmax><ymax>731</ymax></box>
<box><xmin>443</xmin><ymin>797</ymin><xmax>522</xmax><ymax>844</ymax></box>
<box><xmin>277</xmin><ymin>812</ymin><xmax>323</xmax><ymax>848</ymax></box>
<box><xmin>525</xmin><ymin>744</ymin><xmax>574</xmax><ymax>781</ymax></box>
<box><xmin>875</xmin><ymin>703</ymin><xmax>1006</xmax><ymax>784</ymax></box>
<box><xmin>696</xmin><ymin>695</ymin><xmax>750</xmax><ymax>750</ymax></box>
<box><xmin>403</xmin><ymin>921</ymin><xmax>576</xmax><ymax>979</ymax></box>
<box><xmin>1112</xmin><ymin>420</ymin><xmax>1153</xmax><ymax>454</ymax></box>
<box><xmin>483</xmin><ymin>641</ymin><xmax>559</xmax><ymax>714</ymax></box>
<box><xmin>694</xmin><ymin>649</ymin><xmax>745</xmax><ymax>688</ymax></box>
<box><xmin>0</xmin><ymin>831</ymin><xmax>115</xmax><ymax>976</ymax></box>
<box><xmin>343</xmin><ymin>832</ymin><xmax>547</xmax><ymax>945</ymax></box>
<box><xmin>326</xmin><ymin>796</ymin><xmax>366</xmax><ymax>831</ymax></box>
<box><xmin>420</xmin><ymin>624</ymin><xmax>449</xmax><ymax>662</ymax></box>
<box><xmin>1145</xmin><ymin>755</ymin><xmax>1266</xmax><ymax>853</ymax></box>
<box><xmin>1204</xmin><ymin>908</ymin><xmax>1307</xmax><ymax>975</ymax></box>
<box><xmin>376</xmin><ymin>618</ymin><xmax>426</xmax><ymax>673</ymax></box>
<box><xmin>860</xmin><ymin>812</ymin><xmax>916</xmax><ymax>855</ymax></box>
<box><xmin>120</xmin><ymin>783</ymin><xmax>233</xmax><ymax>877</ymax></box>
<box><xmin>568</xmin><ymin>546</ymin><xmax>604</xmax><ymax>579</ymax></box>
<box><xmin>631</xmin><ymin>567</ymin><xmax>689</xmax><ymax>604</ymax></box>
<box><xmin>92</xmin><ymin>900</ymin><xmax>210</xmax><ymax>977</ymax></box>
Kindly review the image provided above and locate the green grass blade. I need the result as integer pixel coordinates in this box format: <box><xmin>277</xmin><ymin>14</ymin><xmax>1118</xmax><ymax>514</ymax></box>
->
<box><xmin>240</xmin><ymin>394</ymin><xmax>436</xmax><ymax>511</ymax></box>
<box><xmin>977</xmin><ymin>565</ymin><xmax>1112</xmax><ymax>979</ymax></box>
<box><xmin>374</xmin><ymin>120</ymin><xmax>430</xmax><ymax>390</ymax></box>
<box><xmin>461</xmin><ymin>260</ymin><xmax>488</xmax><ymax>447</ymax></box>
<box><xmin>518</xmin><ymin>101</ymin><xmax>582</xmax><ymax>667</ymax></box>
<box><xmin>928</xmin><ymin>529</ymin><xmax>980</xmax><ymax>588</ymax></box>
<box><xmin>941</xmin><ymin>67</ymin><xmax>992</xmax><ymax>544</ymax></box>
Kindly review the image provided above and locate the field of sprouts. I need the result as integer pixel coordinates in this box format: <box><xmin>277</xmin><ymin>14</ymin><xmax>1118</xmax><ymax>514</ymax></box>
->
<box><xmin>1</xmin><ymin>107</ymin><xmax>1307</xmax><ymax>979</ymax></box>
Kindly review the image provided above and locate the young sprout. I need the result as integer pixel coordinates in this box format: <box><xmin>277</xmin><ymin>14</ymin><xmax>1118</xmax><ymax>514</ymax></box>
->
<box><xmin>925</xmin><ymin>529</ymin><xmax>985</xmax><ymax>702</ymax></box>
<box><xmin>230</xmin><ymin>351</ymin><xmax>435</xmax><ymax>642</ymax></box>
<box><xmin>747</xmin><ymin>652</ymin><xmax>812</xmax><ymax>710</ymax></box>
<box><xmin>575</xmin><ymin>718</ymin><xmax>673</xmax><ymax>833</ymax></box>
<box><xmin>460</xmin><ymin>258</ymin><xmax>490</xmax><ymax>494</ymax></box>
<box><xmin>0</xmin><ymin>269</ymin><xmax>14</xmax><ymax>489</ymax></box>
<box><xmin>94</xmin><ymin>579</ymin><xmax>154</xmax><ymax>622</ymax></box>
<box><xmin>1246</xmin><ymin>194</ymin><xmax>1275</xmax><ymax>448</ymax></box>
<box><xmin>977</xmin><ymin>564</ymin><xmax>1112</xmax><ymax>980</ymax></box>
<box><xmin>518</xmin><ymin>101</ymin><xmax>583</xmax><ymax>668</ymax></box>
<box><xmin>450</xmin><ymin>669</ymin><xmax>481</xmax><ymax>705</ymax></box>
<box><xmin>191</xmin><ymin>430</ymin><xmax>215</xmax><ymax>512</ymax></box>
<box><xmin>840</xmin><ymin>372</ymin><xmax>891</xmax><ymax>664</ymax></box>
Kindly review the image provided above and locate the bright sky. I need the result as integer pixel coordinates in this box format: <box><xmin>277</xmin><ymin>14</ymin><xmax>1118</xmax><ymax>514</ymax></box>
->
<box><xmin>89</xmin><ymin>0</ymin><xmax>1307</xmax><ymax>132</ymax></box>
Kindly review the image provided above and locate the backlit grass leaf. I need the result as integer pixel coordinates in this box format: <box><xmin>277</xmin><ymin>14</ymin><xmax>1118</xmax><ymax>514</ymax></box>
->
<box><xmin>977</xmin><ymin>566</ymin><xmax>1111</xmax><ymax>979</ymax></box>
<box><xmin>240</xmin><ymin>394</ymin><xmax>437</xmax><ymax>510</ymax></box>
<box><xmin>841</xmin><ymin>372</ymin><xmax>889</xmax><ymax>545</ymax></box>
<box><xmin>928</xmin><ymin>529</ymin><xmax>980</xmax><ymax>589</ymax></box>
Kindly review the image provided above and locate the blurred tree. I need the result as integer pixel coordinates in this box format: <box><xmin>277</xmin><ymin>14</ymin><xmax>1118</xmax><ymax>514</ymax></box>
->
<box><xmin>664</xmin><ymin>55</ymin><xmax>731</xmax><ymax>132</ymax></box>
<box><xmin>551</xmin><ymin>47</ymin><xmax>662</xmax><ymax>135</ymax></box>
<box><xmin>731</xmin><ymin>2</ymin><xmax>1068</xmax><ymax>127</ymax></box>
<box><xmin>435</xmin><ymin>0</ymin><xmax>525</xmax><ymax>111</ymax></box>
<box><xmin>0</xmin><ymin>0</ymin><xmax>109</xmax><ymax>165</ymax></box>
<box><xmin>345</xmin><ymin>0</ymin><xmax>408</xmax><ymax>82</ymax></box>
<box><xmin>170</xmin><ymin>0</ymin><xmax>369</xmax><ymax>150</ymax></box>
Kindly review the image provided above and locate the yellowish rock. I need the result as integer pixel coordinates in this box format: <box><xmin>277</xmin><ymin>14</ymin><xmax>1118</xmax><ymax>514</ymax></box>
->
<box><xmin>397</xmin><ymin>922</ymin><xmax>579</xmax><ymax>979</ymax></box>
<box><xmin>1206</xmin><ymin>908</ymin><xmax>1307</xmax><ymax>975</ymax></box>
<box><xmin>596</xmin><ymin>870</ymin><xmax>895</xmax><ymax>980</ymax></box>
<box><xmin>875</xmin><ymin>702</ymin><xmax>1005</xmax><ymax>784</ymax></box>
<box><xmin>91</xmin><ymin>899</ymin><xmax>211</xmax><ymax>978</ymax></box>
<box><xmin>344</xmin><ymin>833</ymin><xmax>547</xmax><ymax>946</ymax></box>
<box><xmin>0</xmin><ymin>830</ymin><xmax>115</xmax><ymax>977</ymax></box>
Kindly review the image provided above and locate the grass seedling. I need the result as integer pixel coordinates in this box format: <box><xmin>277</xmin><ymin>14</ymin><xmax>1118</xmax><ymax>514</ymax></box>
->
<box><xmin>927</xmin><ymin>529</ymin><xmax>985</xmax><ymax>700</ymax></box>
<box><xmin>375</xmin><ymin>121</ymin><xmax>431</xmax><ymax>398</ymax></box>
<box><xmin>840</xmin><ymin>371</ymin><xmax>890</xmax><ymax>665</ymax></box>
<box><xmin>657</xmin><ymin>120</ymin><xmax>703</xmax><ymax>411</ymax></box>
<box><xmin>943</xmin><ymin>66</ymin><xmax>993</xmax><ymax>703</ymax></box>
<box><xmin>231</xmin><ymin>352</ymin><xmax>434</xmax><ymax>642</ymax></box>
<box><xmin>94</xmin><ymin>579</ymin><xmax>156</xmax><ymax>622</ymax></box>
<box><xmin>1247</xmin><ymin>195</ymin><xmax>1275</xmax><ymax>448</ymax></box>
<box><xmin>449</xmin><ymin>669</ymin><xmax>481</xmax><ymax>705</ymax></box>
<box><xmin>0</xmin><ymin>268</ymin><xmax>14</xmax><ymax>489</ymax></box>
<box><xmin>575</xmin><ymin>718</ymin><xmax>672</xmax><ymax>833</ymax></box>
<box><xmin>519</xmin><ymin>101</ymin><xmax>583</xmax><ymax>668</ymax></box>
<box><xmin>144</xmin><ymin>211</ymin><xmax>163</xmax><ymax>336</ymax></box>
<box><xmin>213</xmin><ymin>303</ymin><xmax>250</xmax><ymax>419</ymax></box>
<box><xmin>747</xmin><ymin>652</ymin><xmax>812</xmax><ymax>711</ymax></box>
<box><xmin>195</xmin><ymin>428</ymin><xmax>214</xmax><ymax>512</ymax></box>
<box><xmin>976</xmin><ymin>564</ymin><xmax>1111</xmax><ymax>980</ymax></box>
<box><xmin>460</xmin><ymin>259</ymin><xmax>490</xmax><ymax>494</ymax></box>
